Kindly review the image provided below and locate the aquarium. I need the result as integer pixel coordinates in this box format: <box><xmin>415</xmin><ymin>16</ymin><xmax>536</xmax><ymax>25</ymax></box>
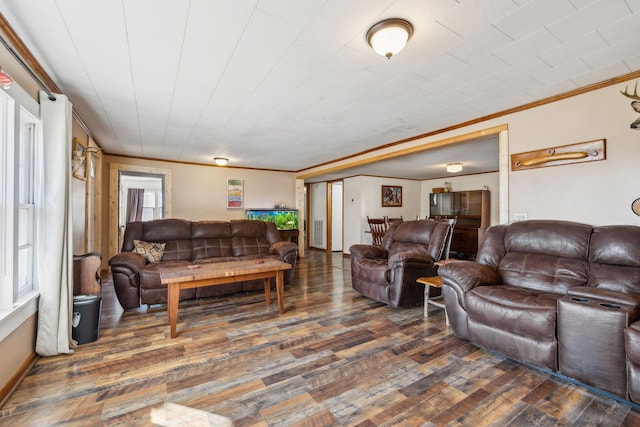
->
<box><xmin>245</xmin><ymin>209</ymin><xmax>299</xmax><ymax>230</ymax></box>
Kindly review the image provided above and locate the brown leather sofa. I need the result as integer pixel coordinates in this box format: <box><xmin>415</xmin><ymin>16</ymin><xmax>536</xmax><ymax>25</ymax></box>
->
<box><xmin>349</xmin><ymin>219</ymin><xmax>451</xmax><ymax>308</ymax></box>
<box><xmin>438</xmin><ymin>219</ymin><xmax>640</xmax><ymax>402</ymax></box>
<box><xmin>108</xmin><ymin>219</ymin><xmax>298</xmax><ymax>310</ymax></box>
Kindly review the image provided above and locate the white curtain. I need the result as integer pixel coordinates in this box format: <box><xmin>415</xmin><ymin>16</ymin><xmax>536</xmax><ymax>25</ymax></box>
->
<box><xmin>35</xmin><ymin>92</ymin><xmax>75</xmax><ymax>356</ymax></box>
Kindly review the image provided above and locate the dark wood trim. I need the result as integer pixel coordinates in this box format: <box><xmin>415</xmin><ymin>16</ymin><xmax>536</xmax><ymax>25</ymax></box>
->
<box><xmin>0</xmin><ymin>13</ymin><xmax>61</xmax><ymax>93</ymax></box>
<box><xmin>0</xmin><ymin>13</ymin><xmax>96</xmax><ymax>144</ymax></box>
<box><xmin>0</xmin><ymin>352</ymin><xmax>38</xmax><ymax>408</ymax></box>
<box><xmin>104</xmin><ymin>153</ymin><xmax>295</xmax><ymax>174</ymax></box>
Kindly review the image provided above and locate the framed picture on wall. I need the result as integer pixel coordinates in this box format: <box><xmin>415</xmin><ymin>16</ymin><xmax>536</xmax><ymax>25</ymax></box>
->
<box><xmin>381</xmin><ymin>185</ymin><xmax>402</xmax><ymax>207</ymax></box>
<box><xmin>227</xmin><ymin>179</ymin><xmax>244</xmax><ymax>208</ymax></box>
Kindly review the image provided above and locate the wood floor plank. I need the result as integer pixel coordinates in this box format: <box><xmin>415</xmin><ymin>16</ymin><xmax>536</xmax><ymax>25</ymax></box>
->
<box><xmin>1</xmin><ymin>250</ymin><xmax>639</xmax><ymax>426</ymax></box>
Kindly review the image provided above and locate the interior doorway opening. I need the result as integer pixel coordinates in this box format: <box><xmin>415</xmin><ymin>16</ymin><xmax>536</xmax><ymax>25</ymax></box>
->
<box><xmin>108</xmin><ymin>163</ymin><xmax>172</xmax><ymax>260</ymax></box>
<box><xmin>117</xmin><ymin>172</ymin><xmax>165</xmax><ymax>250</ymax></box>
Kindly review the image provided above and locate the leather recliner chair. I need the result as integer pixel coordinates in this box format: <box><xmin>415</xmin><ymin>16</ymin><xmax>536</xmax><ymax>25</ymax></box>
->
<box><xmin>438</xmin><ymin>219</ymin><xmax>640</xmax><ymax>401</ymax></box>
<box><xmin>349</xmin><ymin>219</ymin><xmax>451</xmax><ymax>308</ymax></box>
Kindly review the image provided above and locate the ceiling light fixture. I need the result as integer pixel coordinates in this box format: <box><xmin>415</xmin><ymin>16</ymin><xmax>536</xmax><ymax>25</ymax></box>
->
<box><xmin>214</xmin><ymin>157</ymin><xmax>229</xmax><ymax>166</ymax></box>
<box><xmin>366</xmin><ymin>18</ymin><xmax>413</xmax><ymax>59</ymax></box>
<box><xmin>446</xmin><ymin>162</ymin><xmax>463</xmax><ymax>173</ymax></box>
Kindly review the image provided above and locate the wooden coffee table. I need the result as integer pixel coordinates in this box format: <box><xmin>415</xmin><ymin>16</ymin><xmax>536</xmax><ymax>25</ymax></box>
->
<box><xmin>160</xmin><ymin>258</ymin><xmax>291</xmax><ymax>338</ymax></box>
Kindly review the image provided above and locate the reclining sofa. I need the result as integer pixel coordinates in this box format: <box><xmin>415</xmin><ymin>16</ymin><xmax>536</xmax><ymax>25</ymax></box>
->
<box><xmin>438</xmin><ymin>219</ymin><xmax>640</xmax><ymax>402</ymax></box>
<box><xmin>350</xmin><ymin>219</ymin><xmax>451</xmax><ymax>308</ymax></box>
<box><xmin>109</xmin><ymin>219</ymin><xmax>298</xmax><ymax>310</ymax></box>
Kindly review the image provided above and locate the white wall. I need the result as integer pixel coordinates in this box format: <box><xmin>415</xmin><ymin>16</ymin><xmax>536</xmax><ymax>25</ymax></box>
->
<box><xmin>342</xmin><ymin>176</ymin><xmax>422</xmax><ymax>253</ymax></box>
<box><xmin>343</xmin><ymin>176</ymin><xmax>364</xmax><ymax>252</ymax></box>
<box><xmin>302</xmin><ymin>81</ymin><xmax>640</xmax><ymax>231</ymax></box>
<box><xmin>421</xmin><ymin>172</ymin><xmax>500</xmax><ymax>226</ymax></box>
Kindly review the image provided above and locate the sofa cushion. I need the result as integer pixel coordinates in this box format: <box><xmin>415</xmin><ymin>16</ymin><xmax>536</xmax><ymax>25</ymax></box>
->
<box><xmin>388</xmin><ymin>220</ymin><xmax>447</xmax><ymax>261</ymax></box>
<box><xmin>192</xmin><ymin>221</ymin><xmax>233</xmax><ymax>259</ymax></box>
<box><xmin>588</xmin><ymin>225</ymin><xmax>640</xmax><ymax>295</ymax></box>
<box><xmin>466</xmin><ymin>284</ymin><xmax>561</xmax><ymax>371</ymax></box>
<box><xmin>503</xmin><ymin>220</ymin><xmax>592</xmax><ymax>259</ymax></box>
<box><xmin>230</xmin><ymin>220</ymin><xmax>271</xmax><ymax>256</ymax></box>
<box><xmin>466</xmin><ymin>285</ymin><xmax>560</xmax><ymax>340</ymax></box>
<box><xmin>132</xmin><ymin>240</ymin><xmax>166</xmax><ymax>263</ymax></box>
<box><xmin>499</xmin><ymin>252</ymin><xmax>589</xmax><ymax>294</ymax></box>
<box><xmin>497</xmin><ymin>220</ymin><xmax>591</xmax><ymax>294</ymax></box>
<box><xmin>162</xmin><ymin>239</ymin><xmax>193</xmax><ymax>262</ymax></box>
<box><xmin>143</xmin><ymin>218</ymin><xmax>191</xmax><ymax>241</ymax></box>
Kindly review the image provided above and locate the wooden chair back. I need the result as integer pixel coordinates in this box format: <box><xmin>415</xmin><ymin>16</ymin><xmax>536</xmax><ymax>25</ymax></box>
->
<box><xmin>367</xmin><ymin>216</ymin><xmax>387</xmax><ymax>246</ymax></box>
<box><xmin>428</xmin><ymin>217</ymin><xmax>457</xmax><ymax>259</ymax></box>
<box><xmin>384</xmin><ymin>216</ymin><xmax>403</xmax><ymax>227</ymax></box>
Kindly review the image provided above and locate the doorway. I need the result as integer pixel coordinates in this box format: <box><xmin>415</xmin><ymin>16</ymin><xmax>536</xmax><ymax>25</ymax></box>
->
<box><xmin>108</xmin><ymin>163</ymin><xmax>172</xmax><ymax>259</ymax></box>
<box><xmin>117</xmin><ymin>172</ymin><xmax>165</xmax><ymax>250</ymax></box>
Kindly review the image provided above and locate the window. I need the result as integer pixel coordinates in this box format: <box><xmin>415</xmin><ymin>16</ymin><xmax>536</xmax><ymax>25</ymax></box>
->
<box><xmin>16</xmin><ymin>117</ymin><xmax>37</xmax><ymax>300</ymax></box>
<box><xmin>142</xmin><ymin>190</ymin><xmax>163</xmax><ymax>221</ymax></box>
<box><xmin>0</xmin><ymin>91</ymin><xmax>41</xmax><ymax>312</ymax></box>
<box><xmin>0</xmin><ymin>90</ymin><xmax>15</xmax><ymax>311</ymax></box>
<box><xmin>0</xmin><ymin>85</ymin><xmax>42</xmax><ymax>341</ymax></box>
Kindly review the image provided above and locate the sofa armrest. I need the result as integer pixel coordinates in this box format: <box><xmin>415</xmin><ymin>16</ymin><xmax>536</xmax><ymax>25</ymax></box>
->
<box><xmin>566</xmin><ymin>287</ymin><xmax>640</xmax><ymax>308</ymax></box>
<box><xmin>388</xmin><ymin>251</ymin><xmax>434</xmax><ymax>267</ymax></box>
<box><xmin>108</xmin><ymin>252</ymin><xmax>146</xmax><ymax>310</ymax></box>
<box><xmin>270</xmin><ymin>241</ymin><xmax>298</xmax><ymax>259</ymax></box>
<box><xmin>349</xmin><ymin>244</ymin><xmax>387</xmax><ymax>260</ymax></box>
<box><xmin>438</xmin><ymin>261</ymin><xmax>501</xmax><ymax>294</ymax></box>
<box><xmin>108</xmin><ymin>251</ymin><xmax>147</xmax><ymax>273</ymax></box>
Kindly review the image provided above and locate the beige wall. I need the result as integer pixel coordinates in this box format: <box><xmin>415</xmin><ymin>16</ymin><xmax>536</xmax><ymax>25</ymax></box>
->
<box><xmin>0</xmin><ymin>316</ymin><xmax>36</xmax><ymax>400</ymax></box>
<box><xmin>503</xmin><ymin>83</ymin><xmax>639</xmax><ymax>225</ymax></box>
<box><xmin>102</xmin><ymin>155</ymin><xmax>297</xmax><ymax>262</ymax></box>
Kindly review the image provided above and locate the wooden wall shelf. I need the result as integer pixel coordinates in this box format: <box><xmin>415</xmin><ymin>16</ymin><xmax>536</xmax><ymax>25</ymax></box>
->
<box><xmin>511</xmin><ymin>139</ymin><xmax>605</xmax><ymax>171</ymax></box>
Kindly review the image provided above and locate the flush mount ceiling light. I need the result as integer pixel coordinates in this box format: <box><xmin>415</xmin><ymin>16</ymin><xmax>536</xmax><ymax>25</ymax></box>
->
<box><xmin>214</xmin><ymin>157</ymin><xmax>229</xmax><ymax>166</ymax></box>
<box><xmin>446</xmin><ymin>162</ymin><xmax>463</xmax><ymax>173</ymax></box>
<box><xmin>366</xmin><ymin>18</ymin><xmax>413</xmax><ymax>59</ymax></box>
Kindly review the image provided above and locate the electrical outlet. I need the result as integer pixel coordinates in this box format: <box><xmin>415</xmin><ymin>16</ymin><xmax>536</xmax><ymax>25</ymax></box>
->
<box><xmin>514</xmin><ymin>213</ymin><xmax>528</xmax><ymax>222</ymax></box>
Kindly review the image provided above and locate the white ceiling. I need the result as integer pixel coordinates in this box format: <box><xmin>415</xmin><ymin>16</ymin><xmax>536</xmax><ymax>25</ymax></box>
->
<box><xmin>1</xmin><ymin>0</ymin><xmax>639</xmax><ymax>181</ymax></box>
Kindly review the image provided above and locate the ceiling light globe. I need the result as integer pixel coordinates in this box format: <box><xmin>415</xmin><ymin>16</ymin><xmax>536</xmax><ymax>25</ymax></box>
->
<box><xmin>446</xmin><ymin>163</ymin><xmax>463</xmax><ymax>173</ymax></box>
<box><xmin>367</xmin><ymin>19</ymin><xmax>413</xmax><ymax>59</ymax></box>
<box><xmin>214</xmin><ymin>157</ymin><xmax>229</xmax><ymax>166</ymax></box>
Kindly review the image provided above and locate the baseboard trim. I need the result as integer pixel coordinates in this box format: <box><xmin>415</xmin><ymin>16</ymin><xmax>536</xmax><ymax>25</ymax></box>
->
<box><xmin>0</xmin><ymin>351</ymin><xmax>38</xmax><ymax>408</ymax></box>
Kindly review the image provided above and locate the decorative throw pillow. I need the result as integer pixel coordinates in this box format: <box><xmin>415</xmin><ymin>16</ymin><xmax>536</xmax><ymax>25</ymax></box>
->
<box><xmin>132</xmin><ymin>240</ymin><xmax>166</xmax><ymax>263</ymax></box>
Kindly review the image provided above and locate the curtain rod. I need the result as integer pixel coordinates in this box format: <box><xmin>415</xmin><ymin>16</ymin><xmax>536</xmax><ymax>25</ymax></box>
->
<box><xmin>0</xmin><ymin>33</ymin><xmax>56</xmax><ymax>101</ymax></box>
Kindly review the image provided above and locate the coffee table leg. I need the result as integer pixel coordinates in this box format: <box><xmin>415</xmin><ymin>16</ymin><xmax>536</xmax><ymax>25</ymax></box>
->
<box><xmin>276</xmin><ymin>271</ymin><xmax>284</xmax><ymax>314</ymax></box>
<box><xmin>168</xmin><ymin>282</ymin><xmax>180</xmax><ymax>338</ymax></box>
<box><xmin>264</xmin><ymin>278</ymin><xmax>271</xmax><ymax>307</ymax></box>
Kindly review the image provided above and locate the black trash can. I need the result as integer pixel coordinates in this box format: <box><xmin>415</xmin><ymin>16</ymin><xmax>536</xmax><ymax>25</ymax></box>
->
<box><xmin>72</xmin><ymin>294</ymin><xmax>102</xmax><ymax>344</ymax></box>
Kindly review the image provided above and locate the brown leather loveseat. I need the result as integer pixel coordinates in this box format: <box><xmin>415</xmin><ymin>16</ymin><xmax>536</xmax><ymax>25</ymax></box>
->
<box><xmin>109</xmin><ymin>218</ymin><xmax>298</xmax><ymax>310</ymax></box>
<box><xmin>438</xmin><ymin>219</ymin><xmax>640</xmax><ymax>403</ymax></box>
<box><xmin>349</xmin><ymin>219</ymin><xmax>451</xmax><ymax>308</ymax></box>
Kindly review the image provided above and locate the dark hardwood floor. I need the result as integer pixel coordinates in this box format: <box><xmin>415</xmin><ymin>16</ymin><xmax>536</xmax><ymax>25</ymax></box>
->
<box><xmin>2</xmin><ymin>250</ymin><xmax>640</xmax><ymax>426</ymax></box>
